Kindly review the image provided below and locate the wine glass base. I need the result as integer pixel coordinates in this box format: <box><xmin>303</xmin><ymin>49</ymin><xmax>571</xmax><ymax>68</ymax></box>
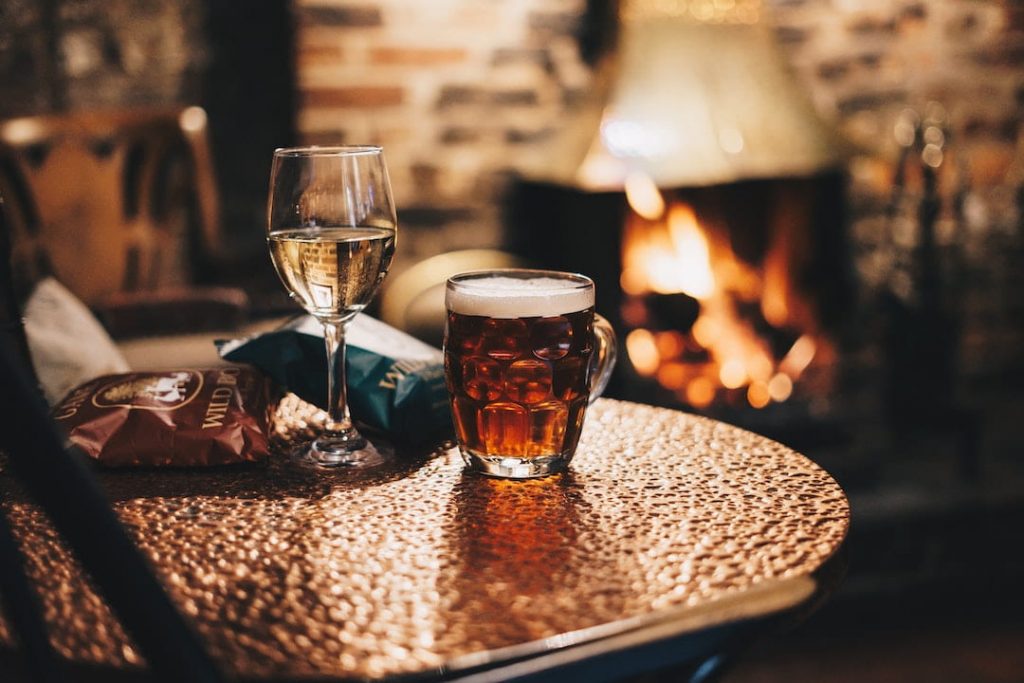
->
<box><xmin>293</xmin><ymin>434</ymin><xmax>392</xmax><ymax>470</ymax></box>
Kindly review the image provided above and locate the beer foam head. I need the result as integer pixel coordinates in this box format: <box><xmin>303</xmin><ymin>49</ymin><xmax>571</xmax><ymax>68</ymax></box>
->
<box><xmin>447</xmin><ymin>272</ymin><xmax>594</xmax><ymax>318</ymax></box>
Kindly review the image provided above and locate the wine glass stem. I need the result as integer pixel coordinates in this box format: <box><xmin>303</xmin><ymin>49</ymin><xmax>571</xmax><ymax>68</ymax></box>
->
<box><xmin>322</xmin><ymin>320</ymin><xmax>356</xmax><ymax>437</ymax></box>
<box><xmin>307</xmin><ymin>318</ymin><xmax>376</xmax><ymax>467</ymax></box>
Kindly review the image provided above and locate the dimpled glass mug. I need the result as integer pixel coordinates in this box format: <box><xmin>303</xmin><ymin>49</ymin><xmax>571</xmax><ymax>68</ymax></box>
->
<box><xmin>443</xmin><ymin>269</ymin><xmax>617</xmax><ymax>478</ymax></box>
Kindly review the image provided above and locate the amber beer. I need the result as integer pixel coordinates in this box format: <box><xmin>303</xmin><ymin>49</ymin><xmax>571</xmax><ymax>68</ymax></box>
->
<box><xmin>444</xmin><ymin>270</ymin><xmax>616</xmax><ymax>478</ymax></box>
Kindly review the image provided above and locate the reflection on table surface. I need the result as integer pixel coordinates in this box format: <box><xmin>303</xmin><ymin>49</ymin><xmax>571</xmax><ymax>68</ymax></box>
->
<box><xmin>0</xmin><ymin>398</ymin><xmax>848</xmax><ymax>680</ymax></box>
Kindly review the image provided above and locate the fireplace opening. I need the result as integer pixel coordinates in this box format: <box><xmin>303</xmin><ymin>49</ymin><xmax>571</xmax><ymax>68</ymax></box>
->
<box><xmin>618</xmin><ymin>176</ymin><xmax>849</xmax><ymax>413</ymax></box>
<box><xmin>500</xmin><ymin>0</ymin><xmax>857</xmax><ymax>443</ymax></box>
<box><xmin>506</xmin><ymin>170</ymin><xmax>852</xmax><ymax>439</ymax></box>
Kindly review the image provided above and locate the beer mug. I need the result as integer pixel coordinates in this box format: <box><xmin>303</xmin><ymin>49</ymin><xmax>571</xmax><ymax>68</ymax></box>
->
<box><xmin>444</xmin><ymin>269</ymin><xmax>617</xmax><ymax>478</ymax></box>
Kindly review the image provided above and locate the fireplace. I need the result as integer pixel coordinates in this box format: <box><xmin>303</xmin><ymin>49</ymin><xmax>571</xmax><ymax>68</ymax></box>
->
<box><xmin>504</xmin><ymin>0</ymin><xmax>854</xmax><ymax>429</ymax></box>
<box><xmin>507</xmin><ymin>171</ymin><xmax>852</xmax><ymax>428</ymax></box>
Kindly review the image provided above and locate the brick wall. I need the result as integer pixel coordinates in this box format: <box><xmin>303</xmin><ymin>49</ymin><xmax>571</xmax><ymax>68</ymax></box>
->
<box><xmin>293</xmin><ymin>0</ymin><xmax>1023</xmax><ymax>375</ymax></box>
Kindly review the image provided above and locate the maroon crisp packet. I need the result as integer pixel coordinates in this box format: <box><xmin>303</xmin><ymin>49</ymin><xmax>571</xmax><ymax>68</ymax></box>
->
<box><xmin>52</xmin><ymin>367</ymin><xmax>274</xmax><ymax>467</ymax></box>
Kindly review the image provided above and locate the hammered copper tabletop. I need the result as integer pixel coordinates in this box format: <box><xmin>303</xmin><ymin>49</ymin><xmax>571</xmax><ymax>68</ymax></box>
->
<box><xmin>0</xmin><ymin>397</ymin><xmax>849</xmax><ymax>680</ymax></box>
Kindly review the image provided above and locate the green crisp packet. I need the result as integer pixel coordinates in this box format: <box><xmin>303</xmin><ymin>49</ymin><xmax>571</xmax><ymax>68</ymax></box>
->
<box><xmin>217</xmin><ymin>315</ymin><xmax>451</xmax><ymax>444</ymax></box>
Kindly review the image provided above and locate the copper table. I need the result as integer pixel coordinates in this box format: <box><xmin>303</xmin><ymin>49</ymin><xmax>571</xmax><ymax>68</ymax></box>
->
<box><xmin>0</xmin><ymin>398</ymin><xmax>849</xmax><ymax>681</ymax></box>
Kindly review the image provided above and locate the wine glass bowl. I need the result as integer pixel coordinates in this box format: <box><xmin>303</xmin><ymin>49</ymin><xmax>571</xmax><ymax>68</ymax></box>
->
<box><xmin>268</xmin><ymin>226</ymin><xmax>395</xmax><ymax>319</ymax></box>
<box><xmin>267</xmin><ymin>146</ymin><xmax>397</xmax><ymax>468</ymax></box>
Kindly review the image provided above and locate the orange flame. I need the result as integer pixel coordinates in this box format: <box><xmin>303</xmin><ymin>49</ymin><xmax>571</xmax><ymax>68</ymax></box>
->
<box><xmin>667</xmin><ymin>205</ymin><xmax>715</xmax><ymax>300</ymax></box>
<box><xmin>621</xmin><ymin>201</ymin><xmax>715</xmax><ymax>300</ymax></box>
<box><xmin>624</xmin><ymin>172</ymin><xmax>665</xmax><ymax>220</ymax></box>
<box><xmin>621</xmin><ymin>186</ymin><xmax>826</xmax><ymax>409</ymax></box>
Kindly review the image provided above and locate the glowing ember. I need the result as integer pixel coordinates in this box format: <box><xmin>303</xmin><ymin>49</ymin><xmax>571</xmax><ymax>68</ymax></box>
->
<box><xmin>747</xmin><ymin>381</ymin><xmax>771</xmax><ymax>409</ymax></box>
<box><xmin>768</xmin><ymin>373</ymin><xmax>794</xmax><ymax>402</ymax></box>
<box><xmin>655</xmin><ymin>331</ymin><xmax>685</xmax><ymax>357</ymax></box>
<box><xmin>656</xmin><ymin>362</ymin><xmax>688</xmax><ymax>390</ymax></box>
<box><xmin>685</xmin><ymin>377</ymin><xmax>715</xmax><ymax>408</ymax></box>
<box><xmin>691</xmin><ymin>316</ymin><xmax>721</xmax><ymax>348</ymax></box>
<box><xmin>625</xmin><ymin>329</ymin><xmax>659</xmax><ymax>376</ymax></box>
<box><xmin>719</xmin><ymin>359</ymin><xmax>747</xmax><ymax>389</ymax></box>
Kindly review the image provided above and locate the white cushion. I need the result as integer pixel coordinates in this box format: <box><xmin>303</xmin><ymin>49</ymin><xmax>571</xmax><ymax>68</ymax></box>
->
<box><xmin>23</xmin><ymin>277</ymin><xmax>130</xmax><ymax>404</ymax></box>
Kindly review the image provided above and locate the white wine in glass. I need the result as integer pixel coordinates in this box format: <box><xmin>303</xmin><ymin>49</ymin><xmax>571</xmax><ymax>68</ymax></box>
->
<box><xmin>267</xmin><ymin>147</ymin><xmax>397</xmax><ymax>468</ymax></box>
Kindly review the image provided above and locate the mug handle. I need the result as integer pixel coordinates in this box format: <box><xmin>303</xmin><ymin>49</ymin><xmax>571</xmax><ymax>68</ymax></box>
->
<box><xmin>588</xmin><ymin>314</ymin><xmax>618</xmax><ymax>404</ymax></box>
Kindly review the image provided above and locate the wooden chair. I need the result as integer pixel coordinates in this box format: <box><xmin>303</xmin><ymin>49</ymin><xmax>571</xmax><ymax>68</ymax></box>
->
<box><xmin>0</xmin><ymin>185</ymin><xmax>224</xmax><ymax>682</ymax></box>
<box><xmin>0</xmin><ymin>106</ymin><xmax>244</xmax><ymax>336</ymax></box>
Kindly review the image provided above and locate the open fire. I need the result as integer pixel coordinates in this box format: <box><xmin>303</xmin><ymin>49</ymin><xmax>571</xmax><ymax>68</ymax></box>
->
<box><xmin>619</xmin><ymin>174</ymin><xmax>835</xmax><ymax>410</ymax></box>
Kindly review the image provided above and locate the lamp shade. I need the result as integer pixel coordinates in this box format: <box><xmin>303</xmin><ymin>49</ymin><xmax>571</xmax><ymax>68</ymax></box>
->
<box><xmin>529</xmin><ymin>0</ymin><xmax>844</xmax><ymax>190</ymax></box>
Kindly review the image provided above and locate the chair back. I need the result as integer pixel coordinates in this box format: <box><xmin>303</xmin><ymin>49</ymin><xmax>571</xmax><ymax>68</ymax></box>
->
<box><xmin>0</xmin><ymin>107</ymin><xmax>220</xmax><ymax>307</ymax></box>
<box><xmin>0</xmin><ymin>193</ymin><xmax>35</xmax><ymax>380</ymax></box>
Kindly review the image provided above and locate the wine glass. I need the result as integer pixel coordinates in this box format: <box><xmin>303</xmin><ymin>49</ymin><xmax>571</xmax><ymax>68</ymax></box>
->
<box><xmin>267</xmin><ymin>146</ymin><xmax>397</xmax><ymax>468</ymax></box>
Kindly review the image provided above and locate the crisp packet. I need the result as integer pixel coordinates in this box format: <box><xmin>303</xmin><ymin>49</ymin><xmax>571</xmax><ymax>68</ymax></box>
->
<box><xmin>217</xmin><ymin>315</ymin><xmax>451</xmax><ymax>444</ymax></box>
<box><xmin>52</xmin><ymin>367</ymin><xmax>274</xmax><ymax>467</ymax></box>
